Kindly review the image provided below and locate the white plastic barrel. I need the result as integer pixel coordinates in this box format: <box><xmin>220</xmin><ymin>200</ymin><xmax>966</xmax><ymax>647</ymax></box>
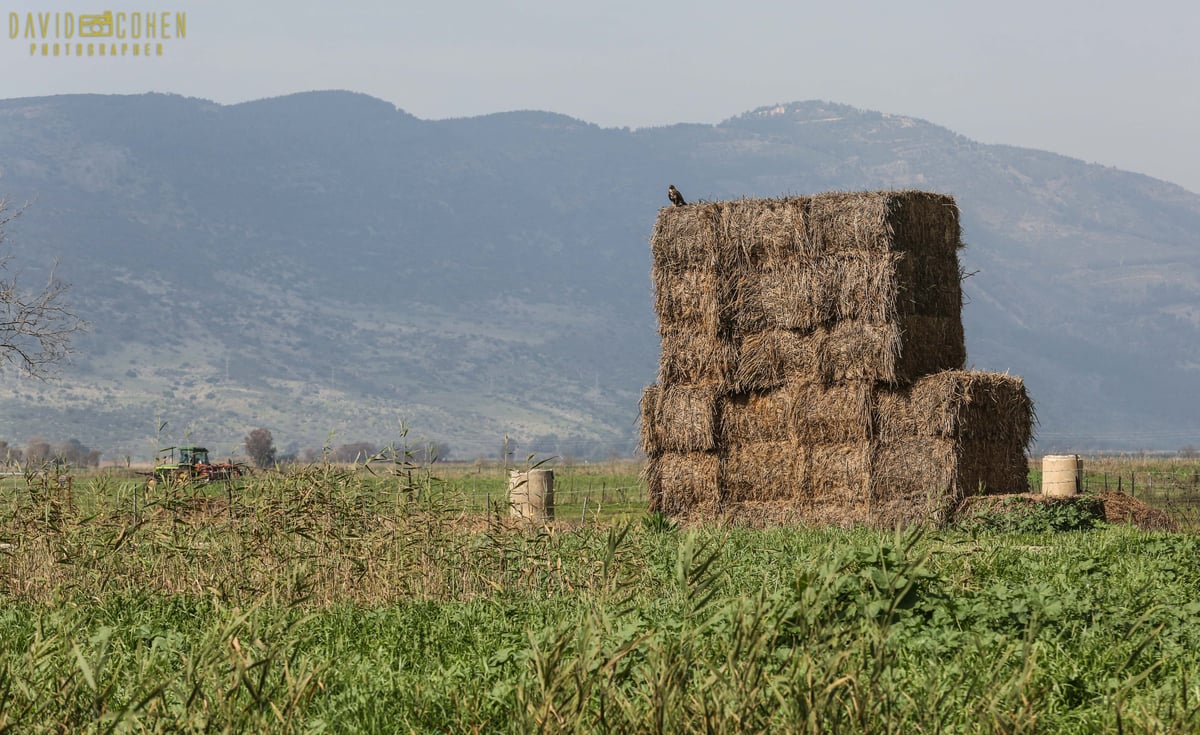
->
<box><xmin>1042</xmin><ymin>454</ymin><xmax>1082</xmax><ymax>497</ymax></box>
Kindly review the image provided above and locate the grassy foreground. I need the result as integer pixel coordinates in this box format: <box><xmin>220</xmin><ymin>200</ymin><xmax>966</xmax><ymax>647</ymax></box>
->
<box><xmin>1</xmin><ymin>463</ymin><xmax>1199</xmax><ymax>733</ymax></box>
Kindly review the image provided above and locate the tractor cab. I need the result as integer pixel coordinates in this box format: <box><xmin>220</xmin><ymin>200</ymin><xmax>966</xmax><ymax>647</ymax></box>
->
<box><xmin>177</xmin><ymin>446</ymin><xmax>210</xmax><ymax>466</ymax></box>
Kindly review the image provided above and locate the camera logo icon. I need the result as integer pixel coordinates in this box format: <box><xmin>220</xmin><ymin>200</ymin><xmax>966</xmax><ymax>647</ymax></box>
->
<box><xmin>79</xmin><ymin>11</ymin><xmax>114</xmax><ymax>37</ymax></box>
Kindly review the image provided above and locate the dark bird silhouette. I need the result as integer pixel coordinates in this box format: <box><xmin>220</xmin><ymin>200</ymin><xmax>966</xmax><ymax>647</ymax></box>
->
<box><xmin>667</xmin><ymin>185</ymin><xmax>687</xmax><ymax>207</ymax></box>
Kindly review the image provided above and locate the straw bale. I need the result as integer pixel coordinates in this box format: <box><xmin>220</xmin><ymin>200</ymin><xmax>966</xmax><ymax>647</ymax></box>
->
<box><xmin>647</xmin><ymin>384</ymin><xmax>720</xmax><ymax>453</ymax></box>
<box><xmin>807</xmin><ymin>191</ymin><xmax>961</xmax><ymax>258</ymax></box>
<box><xmin>725</xmin><ymin>273</ymin><xmax>770</xmax><ymax>334</ymax></box>
<box><xmin>790</xmin><ymin>381</ymin><xmax>875</xmax><ymax>443</ymax></box>
<box><xmin>893</xmin><ymin>316</ymin><xmax>966</xmax><ymax>383</ymax></box>
<box><xmin>888</xmin><ymin>191</ymin><xmax>963</xmax><ymax>254</ymax></box>
<box><xmin>657</xmin><ymin>325</ymin><xmax>738</xmax><ymax>387</ymax></box>
<box><xmin>720</xmin><ymin>440</ymin><xmax>807</xmax><ymax>503</ymax></box>
<box><xmin>639</xmin><ymin>384</ymin><xmax>662</xmax><ymax>457</ymax></box>
<box><xmin>1095</xmin><ymin>492</ymin><xmax>1178</xmax><ymax>531</ymax></box>
<box><xmin>645</xmin><ymin>451</ymin><xmax>720</xmax><ymax>514</ymax></box>
<box><xmin>895</xmin><ymin>252</ymin><xmax>964</xmax><ymax>317</ymax></box>
<box><xmin>874</xmin><ymin>370</ymin><xmax>1034</xmax><ymax>446</ymax></box>
<box><xmin>719</xmin><ymin>382</ymin><xmax>872</xmax><ymax>445</ymax></box>
<box><xmin>871</xmin><ymin>436</ymin><xmax>957</xmax><ymax>503</ymax></box>
<box><xmin>735</xmin><ymin>318</ymin><xmax>965</xmax><ymax>391</ymax></box>
<box><xmin>704</xmin><ymin>500</ymin><xmax>871</xmax><ymax>529</ymax></box>
<box><xmin>954</xmin><ymin>438</ymin><xmax>1030</xmax><ymax>495</ymax></box>
<box><xmin>650</xmin><ymin>204</ymin><xmax>720</xmax><ymax>271</ymax></box>
<box><xmin>758</xmin><ymin>251</ymin><xmax>962</xmax><ymax>330</ymax></box>
<box><xmin>719</xmin><ymin>390</ymin><xmax>795</xmax><ymax>445</ymax></box>
<box><xmin>712</xmin><ymin>197</ymin><xmax>812</xmax><ymax>268</ymax></box>
<box><xmin>759</xmin><ymin>252</ymin><xmax>902</xmax><ymax>330</ymax></box>
<box><xmin>819</xmin><ymin>321</ymin><xmax>903</xmax><ymax>383</ymax></box>
<box><xmin>653</xmin><ymin>267</ymin><xmax>768</xmax><ymax>336</ymax></box>
<box><xmin>870</xmin><ymin>434</ymin><xmax>1029</xmax><ymax>515</ymax></box>
<box><xmin>734</xmin><ymin>328</ymin><xmax>822</xmax><ymax>390</ymax></box>
<box><xmin>653</xmin><ymin>265</ymin><xmax>720</xmax><ymax>332</ymax></box>
<box><xmin>801</xmin><ymin>441</ymin><xmax>872</xmax><ymax>505</ymax></box>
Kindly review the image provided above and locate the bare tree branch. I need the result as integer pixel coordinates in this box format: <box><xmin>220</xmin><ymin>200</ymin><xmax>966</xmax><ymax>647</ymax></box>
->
<box><xmin>0</xmin><ymin>199</ymin><xmax>87</xmax><ymax>379</ymax></box>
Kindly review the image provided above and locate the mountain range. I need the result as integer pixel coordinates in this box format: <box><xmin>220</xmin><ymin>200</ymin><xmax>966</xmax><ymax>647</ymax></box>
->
<box><xmin>0</xmin><ymin>91</ymin><xmax>1198</xmax><ymax>460</ymax></box>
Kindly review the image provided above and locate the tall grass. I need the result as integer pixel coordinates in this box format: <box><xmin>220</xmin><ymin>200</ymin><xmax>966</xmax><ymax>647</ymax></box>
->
<box><xmin>1</xmin><ymin>461</ymin><xmax>1199</xmax><ymax>732</ymax></box>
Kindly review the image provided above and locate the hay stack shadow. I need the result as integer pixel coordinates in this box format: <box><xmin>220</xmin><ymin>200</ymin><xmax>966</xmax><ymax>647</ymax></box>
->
<box><xmin>642</xmin><ymin>191</ymin><xmax>1035</xmax><ymax>528</ymax></box>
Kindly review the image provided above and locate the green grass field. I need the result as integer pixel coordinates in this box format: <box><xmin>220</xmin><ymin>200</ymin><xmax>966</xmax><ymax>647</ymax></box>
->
<box><xmin>1</xmin><ymin>459</ymin><xmax>1199</xmax><ymax>733</ymax></box>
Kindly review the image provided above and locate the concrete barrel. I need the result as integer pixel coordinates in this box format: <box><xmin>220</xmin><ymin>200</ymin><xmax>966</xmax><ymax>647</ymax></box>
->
<box><xmin>1042</xmin><ymin>454</ymin><xmax>1082</xmax><ymax>497</ymax></box>
<box><xmin>509</xmin><ymin>468</ymin><xmax>555</xmax><ymax>521</ymax></box>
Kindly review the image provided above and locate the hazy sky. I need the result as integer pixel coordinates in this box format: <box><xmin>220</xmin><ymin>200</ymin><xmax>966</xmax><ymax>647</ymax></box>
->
<box><xmin>4</xmin><ymin>0</ymin><xmax>1199</xmax><ymax>192</ymax></box>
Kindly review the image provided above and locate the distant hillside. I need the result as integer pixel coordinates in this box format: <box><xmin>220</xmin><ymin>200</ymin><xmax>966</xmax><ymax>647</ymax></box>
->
<box><xmin>0</xmin><ymin>92</ymin><xmax>1198</xmax><ymax>459</ymax></box>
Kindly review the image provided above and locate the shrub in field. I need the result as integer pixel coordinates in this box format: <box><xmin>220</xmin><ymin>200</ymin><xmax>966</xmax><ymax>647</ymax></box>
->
<box><xmin>956</xmin><ymin>494</ymin><xmax>1104</xmax><ymax>533</ymax></box>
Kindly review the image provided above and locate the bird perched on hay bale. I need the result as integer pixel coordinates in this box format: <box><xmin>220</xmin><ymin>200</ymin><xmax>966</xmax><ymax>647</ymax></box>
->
<box><xmin>667</xmin><ymin>185</ymin><xmax>687</xmax><ymax>207</ymax></box>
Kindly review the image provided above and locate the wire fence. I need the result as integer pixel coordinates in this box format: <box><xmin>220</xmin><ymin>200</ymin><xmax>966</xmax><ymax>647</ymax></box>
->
<box><xmin>1076</xmin><ymin>468</ymin><xmax>1200</xmax><ymax>531</ymax></box>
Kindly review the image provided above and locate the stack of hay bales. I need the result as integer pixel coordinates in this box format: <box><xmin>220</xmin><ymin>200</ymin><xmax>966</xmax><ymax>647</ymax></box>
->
<box><xmin>641</xmin><ymin>191</ymin><xmax>1034</xmax><ymax>528</ymax></box>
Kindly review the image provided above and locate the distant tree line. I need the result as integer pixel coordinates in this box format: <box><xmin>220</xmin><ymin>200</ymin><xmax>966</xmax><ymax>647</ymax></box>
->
<box><xmin>244</xmin><ymin>428</ymin><xmax>452</xmax><ymax>467</ymax></box>
<box><xmin>0</xmin><ymin>437</ymin><xmax>101</xmax><ymax>468</ymax></box>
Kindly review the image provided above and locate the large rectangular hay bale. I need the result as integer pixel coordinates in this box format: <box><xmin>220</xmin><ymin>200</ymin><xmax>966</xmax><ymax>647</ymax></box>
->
<box><xmin>759</xmin><ymin>251</ymin><xmax>962</xmax><ymax>331</ymax></box>
<box><xmin>719</xmin><ymin>381</ymin><xmax>873</xmax><ymax>445</ymax></box>
<box><xmin>953</xmin><ymin>437</ymin><xmax>1031</xmax><ymax>496</ymax></box>
<box><xmin>652</xmin><ymin>262</ymin><xmax>767</xmax><ymax>335</ymax></box>
<box><xmin>873</xmin><ymin>370</ymin><xmax>1034</xmax><ymax>445</ymax></box>
<box><xmin>651</xmin><ymin>191</ymin><xmax>963</xmax><ymax>334</ymax></box>
<box><xmin>652</xmin><ymin>265</ymin><xmax>722</xmax><ymax>333</ymax></box>
<box><xmin>869</xmin><ymin>433</ymin><xmax>1030</xmax><ymax>527</ymax></box>
<box><xmin>759</xmin><ymin>253</ymin><xmax>900</xmax><ymax>330</ymax></box>
<box><xmin>807</xmin><ymin>190</ymin><xmax>961</xmax><ymax>258</ymax></box>
<box><xmin>720</xmin><ymin>441</ymin><xmax>808</xmax><ymax>503</ymax></box>
<box><xmin>895</xmin><ymin>252</ymin><xmax>964</xmax><ymax>317</ymax></box>
<box><xmin>801</xmin><ymin>441</ymin><xmax>873</xmax><ymax>505</ymax></box>
<box><xmin>645</xmin><ymin>451</ymin><xmax>720</xmax><ymax>514</ymax></box>
<box><xmin>650</xmin><ymin>204</ymin><xmax>720</xmax><ymax>270</ymax></box>
<box><xmin>640</xmin><ymin>383</ymin><xmax>720</xmax><ymax>453</ymax></box>
<box><xmin>735</xmin><ymin>318</ymin><xmax>963</xmax><ymax>390</ymax></box>
<box><xmin>657</xmin><ymin>326</ymin><xmax>738</xmax><ymax>387</ymax></box>
<box><xmin>653</xmin><ymin>192</ymin><xmax>960</xmax><ymax>268</ymax></box>
<box><xmin>639</xmin><ymin>384</ymin><xmax>662</xmax><ymax>456</ymax></box>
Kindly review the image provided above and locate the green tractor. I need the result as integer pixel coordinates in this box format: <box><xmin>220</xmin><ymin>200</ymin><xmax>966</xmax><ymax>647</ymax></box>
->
<box><xmin>154</xmin><ymin>446</ymin><xmax>243</xmax><ymax>484</ymax></box>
